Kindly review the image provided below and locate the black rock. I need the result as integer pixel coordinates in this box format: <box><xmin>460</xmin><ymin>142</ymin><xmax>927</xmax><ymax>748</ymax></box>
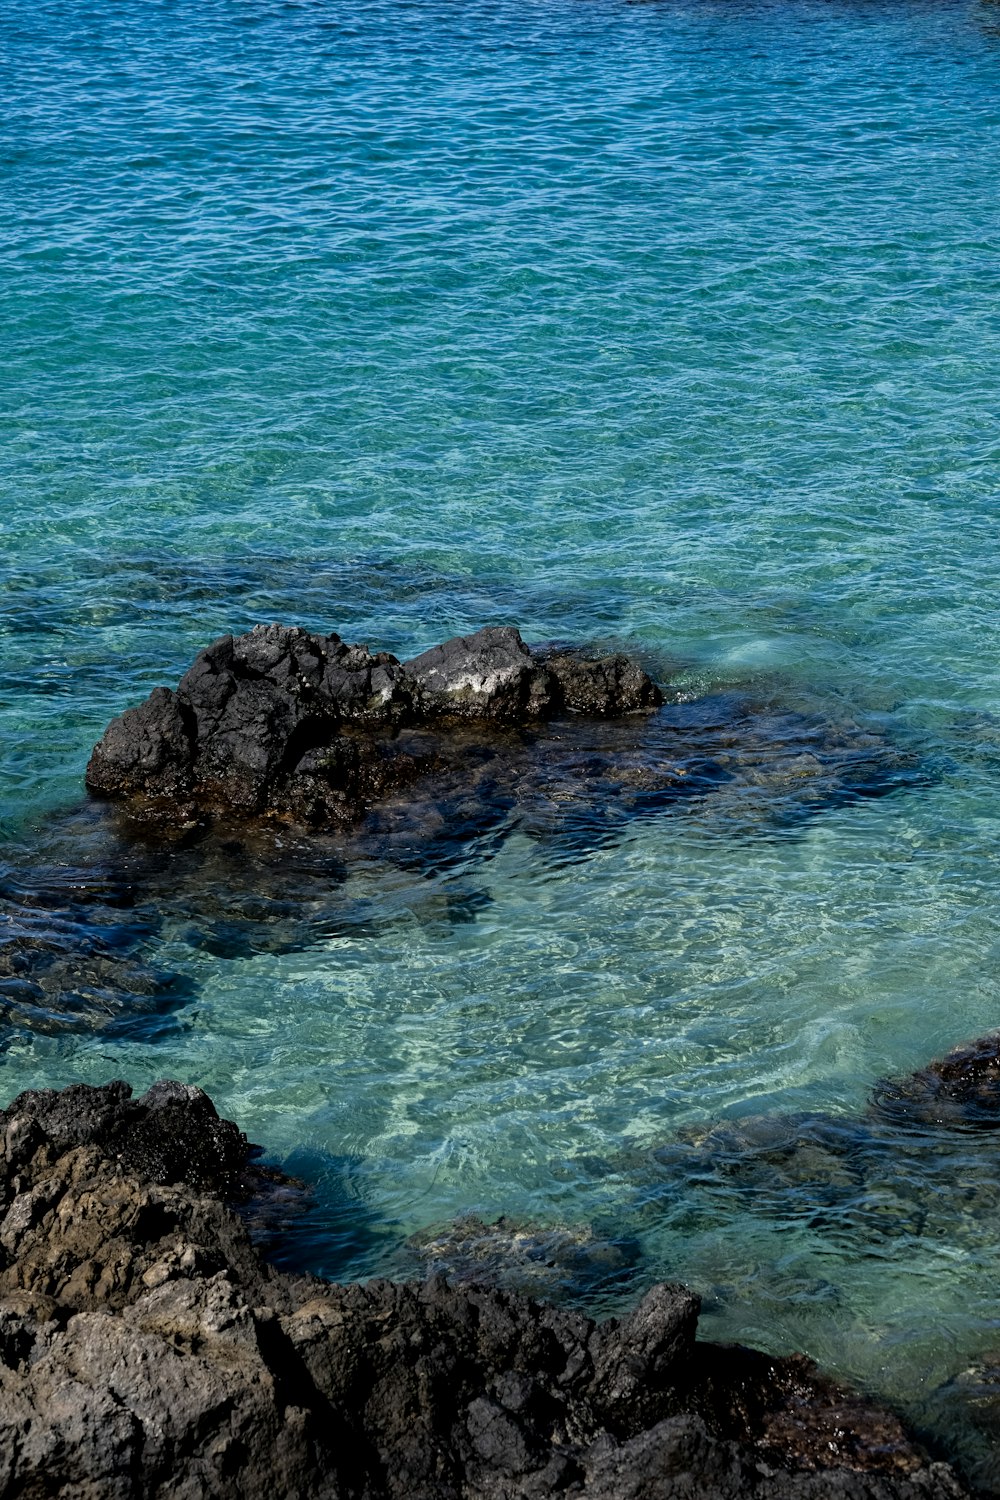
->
<box><xmin>871</xmin><ymin>1033</ymin><xmax>1000</xmax><ymax>1131</ymax></box>
<box><xmin>85</xmin><ymin>624</ymin><xmax>664</xmax><ymax>828</ymax></box>
<box><xmin>2</xmin><ymin>1077</ymin><xmax>268</xmax><ymax>1201</ymax></box>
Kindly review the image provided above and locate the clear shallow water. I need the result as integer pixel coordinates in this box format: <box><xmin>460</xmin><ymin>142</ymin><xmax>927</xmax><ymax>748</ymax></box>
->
<box><xmin>4</xmin><ymin>0</ymin><xmax>1000</xmax><ymax>1482</ymax></box>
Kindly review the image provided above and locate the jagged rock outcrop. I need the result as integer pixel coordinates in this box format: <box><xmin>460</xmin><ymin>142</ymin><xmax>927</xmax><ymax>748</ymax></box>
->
<box><xmin>0</xmin><ymin>1081</ymin><xmax>970</xmax><ymax>1499</ymax></box>
<box><xmin>84</xmin><ymin>624</ymin><xmax>663</xmax><ymax>827</ymax></box>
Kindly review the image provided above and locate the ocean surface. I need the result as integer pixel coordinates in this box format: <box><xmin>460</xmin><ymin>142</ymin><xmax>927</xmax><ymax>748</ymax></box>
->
<box><xmin>4</xmin><ymin>0</ymin><xmax>1000</xmax><ymax>1482</ymax></box>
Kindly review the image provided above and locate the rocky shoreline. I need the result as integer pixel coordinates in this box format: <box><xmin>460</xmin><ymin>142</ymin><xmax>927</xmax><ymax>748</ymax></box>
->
<box><xmin>0</xmin><ymin>1079</ymin><xmax>971</xmax><ymax>1499</ymax></box>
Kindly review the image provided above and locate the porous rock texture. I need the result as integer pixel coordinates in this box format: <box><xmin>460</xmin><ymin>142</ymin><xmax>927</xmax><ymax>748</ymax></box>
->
<box><xmin>0</xmin><ymin>1082</ymin><xmax>969</xmax><ymax>1499</ymax></box>
<box><xmin>84</xmin><ymin>624</ymin><xmax>662</xmax><ymax>827</ymax></box>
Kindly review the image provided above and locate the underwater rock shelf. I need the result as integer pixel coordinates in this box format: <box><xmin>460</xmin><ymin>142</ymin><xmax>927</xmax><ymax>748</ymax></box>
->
<box><xmin>0</xmin><ymin>1080</ymin><xmax>970</xmax><ymax>1499</ymax></box>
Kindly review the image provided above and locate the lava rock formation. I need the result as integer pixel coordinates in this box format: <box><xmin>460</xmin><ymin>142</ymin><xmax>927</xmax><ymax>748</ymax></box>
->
<box><xmin>0</xmin><ymin>1080</ymin><xmax>969</xmax><ymax>1499</ymax></box>
<box><xmin>84</xmin><ymin>625</ymin><xmax>662</xmax><ymax>828</ymax></box>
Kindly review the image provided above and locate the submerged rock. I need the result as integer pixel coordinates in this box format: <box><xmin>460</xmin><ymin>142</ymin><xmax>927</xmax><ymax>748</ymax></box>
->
<box><xmin>929</xmin><ymin>1355</ymin><xmax>1000</xmax><ymax>1495</ymax></box>
<box><xmin>84</xmin><ymin>624</ymin><xmax>925</xmax><ymax>858</ymax></box>
<box><xmin>404</xmin><ymin>1213</ymin><xmax>640</xmax><ymax>1301</ymax></box>
<box><xmin>639</xmin><ymin>1064</ymin><xmax>1000</xmax><ymax>1258</ymax></box>
<box><xmin>0</xmin><ymin>861</ymin><xmax>191</xmax><ymax>1047</ymax></box>
<box><xmin>0</xmin><ymin>1080</ymin><xmax>967</xmax><ymax>1499</ymax></box>
<box><xmin>640</xmin><ymin>1107</ymin><xmax>950</xmax><ymax>1250</ymax></box>
<box><xmin>12</xmin><ymin>682</ymin><xmax>925</xmax><ymax>1015</ymax></box>
<box><xmin>640</xmin><ymin>1029</ymin><xmax>1000</xmax><ymax>1226</ymax></box>
<box><xmin>870</xmin><ymin>1033</ymin><xmax>1000</xmax><ymax>1131</ymax></box>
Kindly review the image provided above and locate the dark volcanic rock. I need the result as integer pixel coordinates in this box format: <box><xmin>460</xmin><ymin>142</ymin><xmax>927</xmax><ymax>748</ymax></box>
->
<box><xmin>4</xmin><ymin>1078</ymin><xmax>264</xmax><ymax>1200</ymax></box>
<box><xmin>0</xmin><ymin>1082</ymin><xmax>274</xmax><ymax>1322</ymax></box>
<box><xmin>870</xmin><ymin>1033</ymin><xmax>1000</xmax><ymax>1131</ymax></box>
<box><xmin>85</xmin><ymin>624</ymin><xmax>663</xmax><ymax>829</ymax></box>
<box><xmin>0</xmin><ymin>1081</ymin><xmax>969</xmax><ymax>1499</ymax></box>
<box><xmin>81</xmin><ymin>626</ymin><xmax>924</xmax><ymax>925</ymax></box>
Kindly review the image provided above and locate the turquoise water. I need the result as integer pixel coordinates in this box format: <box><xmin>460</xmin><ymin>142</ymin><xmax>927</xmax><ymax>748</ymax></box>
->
<box><xmin>4</xmin><ymin>0</ymin><xmax>1000</xmax><ymax>1480</ymax></box>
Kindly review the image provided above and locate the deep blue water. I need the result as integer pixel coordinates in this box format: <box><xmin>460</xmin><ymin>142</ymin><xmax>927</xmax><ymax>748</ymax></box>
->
<box><xmin>4</xmin><ymin>0</ymin><xmax>1000</xmax><ymax>1482</ymax></box>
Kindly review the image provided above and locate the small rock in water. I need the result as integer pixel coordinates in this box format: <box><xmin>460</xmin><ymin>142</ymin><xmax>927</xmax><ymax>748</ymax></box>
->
<box><xmin>404</xmin><ymin>1212</ymin><xmax>640</xmax><ymax>1299</ymax></box>
<box><xmin>85</xmin><ymin>623</ymin><xmax>663</xmax><ymax>829</ymax></box>
<box><xmin>83</xmin><ymin>625</ymin><xmax>924</xmax><ymax>885</ymax></box>
<box><xmin>0</xmin><ymin>629</ymin><xmax>927</xmax><ymax>1053</ymax></box>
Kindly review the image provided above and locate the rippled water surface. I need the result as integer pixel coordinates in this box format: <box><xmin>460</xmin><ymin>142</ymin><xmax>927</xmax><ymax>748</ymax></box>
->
<box><xmin>4</xmin><ymin>0</ymin><xmax>1000</xmax><ymax>1483</ymax></box>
